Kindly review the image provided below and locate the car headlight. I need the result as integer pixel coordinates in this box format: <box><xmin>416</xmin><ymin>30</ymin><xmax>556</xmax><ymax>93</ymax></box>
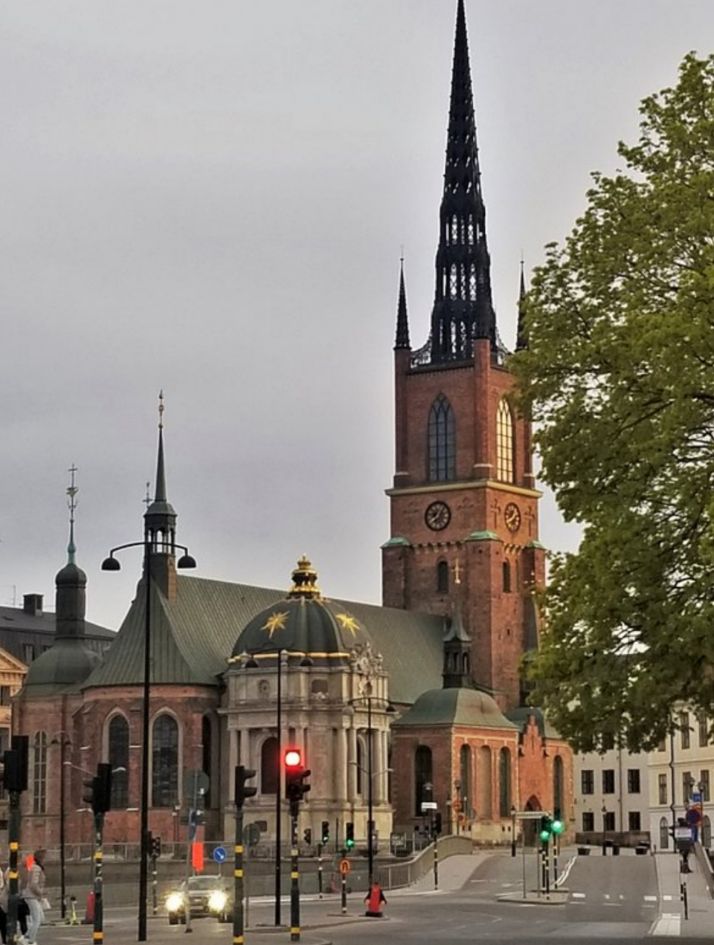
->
<box><xmin>208</xmin><ymin>890</ymin><xmax>227</xmax><ymax>912</ymax></box>
<box><xmin>166</xmin><ymin>892</ymin><xmax>184</xmax><ymax>912</ymax></box>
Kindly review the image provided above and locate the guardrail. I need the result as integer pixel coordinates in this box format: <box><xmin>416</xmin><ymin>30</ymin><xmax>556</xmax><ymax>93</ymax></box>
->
<box><xmin>375</xmin><ymin>835</ymin><xmax>474</xmax><ymax>890</ymax></box>
<box><xmin>694</xmin><ymin>843</ymin><xmax>714</xmax><ymax>898</ymax></box>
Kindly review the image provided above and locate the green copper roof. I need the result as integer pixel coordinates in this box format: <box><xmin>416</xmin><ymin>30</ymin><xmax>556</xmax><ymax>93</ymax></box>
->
<box><xmin>381</xmin><ymin>536</ymin><xmax>411</xmax><ymax>548</ymax></box>
<box><xmin>394</xmin><ymin>687</ymin><xmax>519</xmax><ymax>730</ymax></box>
<box><xmin>83</xmin><ymin>575</ymin><xmax>444</xmax><ymax>704</ymax></box>
<box><xmin>465</xmin><ymin>530</ymin><xmax>500</xmax><ymax>542</ymax></box>
<box><xmin>23</xmin><ymin>638</ymin><xmax>103</xmax><ymax>695</ymax></box>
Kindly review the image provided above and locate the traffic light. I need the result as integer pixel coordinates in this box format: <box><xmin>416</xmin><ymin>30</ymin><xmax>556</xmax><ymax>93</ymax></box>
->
<box><xmin>321</xmin><ymin>821</ymin><xmax>330</xmax><ymax>845</ymax></box>
<box><xmin>434</xmin><ymin>812</ymin><xmax>443</xmax><ymax>835</ymax></box>
<box><xmin>551</xmin><ymin>817</ymin><xmax>564</xmax><ymax>836</ymax></box>
<box><xmin>345</xmin><ymin>822</ymin><xmax>355</xmax><ymax>849</ymax></box>
<box><xmin>284</xmin><ymin>748</ymin><xmax>311</xmax><ymax>811</ymax></box>
<box><xmin>83</xmin><ymin>763</ymin><xmax>112</xmax><ymax>815</ymax></box>
<box><xmin>3</xmin><ymin>736</ymin><xmax>29</xmax><ymax>793</ymax></box>
<box><xmin>235</xmin><ymin>765</ymin><xmax>257</xmax><ymax>809</ymax></box>
<box><xmin>151</xmin><ymin>835</ymin><xmax>161</xmax><ymax>858</ymax></box>
<box><xmin>303</xmin><ymin>828</ymin><xmax>312</xmax><ymax>845</ymax></box>
<box><xmin>539</xmin><ymin>815</ymin><xmax>552</xmax><ymax>844</ymax></box>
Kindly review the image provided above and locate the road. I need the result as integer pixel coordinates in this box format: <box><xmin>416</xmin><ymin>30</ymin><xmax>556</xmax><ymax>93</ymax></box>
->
<box><xmin>40</xmin><ymin>850</ymin><xmax>712</xmax><ymax>944</ymax></box>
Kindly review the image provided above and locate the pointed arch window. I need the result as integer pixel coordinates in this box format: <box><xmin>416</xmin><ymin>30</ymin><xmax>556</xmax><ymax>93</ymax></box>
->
<box><xmin>478</xmin><ymin>746</ymin><xmax>492</xmax><ymax>820</ymax></box>
<box><xmin>437</xmin><ymin>560</ymin><xmax>449</xmax><ymax>594</ymax></box>
<box><xmin>499</xmin><ymin>748</ymin><xmax>512</xmax><ymax>817</ymax></box>
<box><xmin>202</xmin><ymin>715</ymin><xmax>213</xmax><ymax>807</ymax></box>
<box><xmin>428</xmin><ymin>394</ymin><xmax>456</xmax><ymax>482</ymax></box>
<box><xmin>496</xmin><ymin>398</ymin><xmax>515</xmax><ymax>483</ymax></box>
<box><xmin>261</xmin><ymin>737</ymin><xmax>279</xmax><ymax>795</ymax></box>
<box><xmin>152</xmin><ymin>714</ymin><xmax>179</xmax><ymax>808</ymax></box>
<box><xmin>414</xmin><ymin>745</ymin><xmax>433</xmax><ymax>816</ymax></box>
<box><xmin>502</xmin><ymin>561</ymin><xmax>511</xmax><ymax>593</ymax></box>
<box><xmin>108</xmin><ymin>715</ymin><xmax>130</xmax><ymax>809</ymax></box>
<box><xmin>553</xmin><ymin>755</ymin><xmax>564</xmax><ymax>817</ymax></box>
<box><xmin>32</xmin><ymin>731</ymin><xmax>47</xmax><ymax>814</ymax></box>
<box><xmin>449</xmin><ymin>264</ymin><xmax>458</xmax><ymax>299</ymax></box>
<box><xmin>460</xmin><ymin>745</ymin><xmax>472</xmax><ymax>818</ymax></box>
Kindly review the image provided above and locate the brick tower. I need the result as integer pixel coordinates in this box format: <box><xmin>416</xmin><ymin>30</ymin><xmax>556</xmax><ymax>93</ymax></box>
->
<box><xmin>382</xmin><ymin>0</ymin><xmax>545</xmax><ymax>712</ymax></box>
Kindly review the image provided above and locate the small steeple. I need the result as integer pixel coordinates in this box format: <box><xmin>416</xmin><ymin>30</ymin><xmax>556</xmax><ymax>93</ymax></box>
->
<box><xmin>428</xmin><ymin>0</ymin><xmax>497</xmax><ymax>363</ymax></box>
<box><xmin>516</xmin><ymin>258</ymin><xmax>528</xmax><ymax>351</ymax></box>
<box><xmin>287</xmin><ymin>555</ymin><xmax>322</xmax><ymax>600</ymax></box>
<box><xmin>55</xmin><ymin>465</ymin><xmax>87</xmax><ymax>640</ymax></box>
<box><xmin>144</xmin><ymin>391</ymin><xmax>177</xmax><ymax>557</ymax></box>
<box><xmin>442</xmin><ymin>559</ymin><xmax>473</xmax><ymax>688</ymax></box>
<box><xmin>394</xmin><ymin>256</ymin><xmax>411</xmax><ymax>350</ymax></box>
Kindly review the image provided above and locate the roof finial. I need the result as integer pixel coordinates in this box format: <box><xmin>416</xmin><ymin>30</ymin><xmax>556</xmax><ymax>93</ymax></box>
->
<box><xmin>158</xmin><ymin>389</ymin><xmax>165</xmax><ymax>430</ymax></box>
<box><xmin>143</xmin><ymin>481</ymin><xmax>152</xmax><ymax>510</ymax></box>
<box><xmin>66</xmin><ymin>464</ymin><xmax>78</xmax><ymax>564</ymax></box>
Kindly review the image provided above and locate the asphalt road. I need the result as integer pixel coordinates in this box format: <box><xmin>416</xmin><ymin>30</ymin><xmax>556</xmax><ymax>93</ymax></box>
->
<box><xmin>38</xmin><ymin>852</ymin><xmax>713</xmax><ymax>945</ymax></box>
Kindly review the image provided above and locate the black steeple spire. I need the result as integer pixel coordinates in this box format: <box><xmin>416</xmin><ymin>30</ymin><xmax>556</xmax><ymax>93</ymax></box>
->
<box><xmin>144</xmin><ymin>391</ymin><xmax>177</xmax><ymax>557</ymax></box>
<box><xmin>516</xmin><ymin>258</ymin><xmax>528</xmax><ymax>351</ymax></box>
<box><xmin>55</xmin><ymin>464</ymin><xmax>87</xmax><ymax>640</ymax></box>
<box><xmin>429</xmin><ymin>0</ymin><xmax>497</xmax><ymax>363</ymax></box>
<box><xmin>394</xmin><ymin>257</ymin><xmax>411</xmax><ymax>350</ymax></box>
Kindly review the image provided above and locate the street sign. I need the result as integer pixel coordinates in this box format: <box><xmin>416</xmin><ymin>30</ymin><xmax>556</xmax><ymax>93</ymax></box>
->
<box><xmin>691</xmin><ymin>792</ymin><xmax>702</xmax><ymax>803</ymax></box>
<box><xmin>213</xmin><ymin>846</ymin><xmax>227</xmax><ymax>864</ymax></box>
<box><xmin>675</xmin><ymin>826</ymin><xmax>691</xmax><ymax>840</ymax></box>
<box><xmin>421</xmin><ymin>801</ymin><xmax>437</xmax><ymax>812</ymax></box>
<box><xmin>339</xmin><ymin>858</ymin><xmax>351</xmax><ymax>875</ymax></box>
<box><xmin>514</xmin><ymin>810</ymin><xmax>550</xmax><ymax>820</ymax></box>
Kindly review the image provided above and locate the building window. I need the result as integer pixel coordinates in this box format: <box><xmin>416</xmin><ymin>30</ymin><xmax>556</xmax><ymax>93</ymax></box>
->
<box><xmin>496</xmin><ymin>399</ymin><xmax>514</xmax><ymax>482</ymax></box>
<box><xmin>627</xmin><ymin>769</ymin><xmax>641</xmax><ymax>793</ymax></box>
<box><xmin>582</xmin><ymin>812</ymin><xmax>594</xmax><ymax>831</ymax></box>
<box><xmin>499</xmin><ymin>748</ymin><xmax>511</xmax><ymax>817</ymax></box>
<box><xmin>701</xmin><ymin>770</ymin><xmax>710</xmax><ymax>802</ymax></box>
<box><xmin>427</xmin><ymin>394</ymin><xmax>456</xmax><ymax>482</ymax></box>
<box><xmin>628</xmin><ymin>811</ymin><xmax>642</xmax><ymax>831</ymax></box>
<box><xmin>681</xmin><ymin>713</ymin><xmax>691</xmax><ymax>749</ymax></box>
<box><xmin>478</xmin><ymin>746</ymin><xmax>492</xmax><ymax>820</ymax></box>
<box><xmin>601</xmin><ymin>732</ymin><xmax>615</xmax><ymax>751</ymax></box>
<box><xmin>658</xmin><ymin>773</ymin><xmax>668</xmax><ymax>804</ymax></box>
<box><xmin>699</xmin><ymin>716</ymin><xmax>709</xmax><ymax>747</ymax></box>
<box><xmin>602</xmin><ymin>770</ymin><xmax>615</xmax><ymax>794</ymax></box>
<box><xmin>460</xmin><ymin>744</ymin><xmax>472</xmax><ymax>818</ymax></box>
<box><xmin>657</xmin><ymin>739</ymin><xmax>666</xmax><ymax>751</ymax></box>
<box><xmin>581</xmin><ymin>770</ymin><xmax>594</xmax><ymax>794</ymax></box>
<box><xmin>0</xmin><ymin>728</ymin><xmax>8</xmax><ymax>753</ymax></box>
<box><xmin>436</xmin><ymin>561</ymin><xmax>449</xmax><ymax>594</ymax></box>
<box><xmin>0</xmin><ymin>686</ymin><xmax>10</xmax><ymax>706</ymax></box>
<box><xmin>659</xmin><ymin>817</ymin><xmax>670</xmax><ymax>849</ymax></box>
<box><xmin>502</xmin><ymin>561</ymin><xmax>511</xmax><ymax>593</ymax></box>
<box><xmin>553</xmin><ymin>756</ymin><xmax>564</xmax><ymax>817</ymax></box>
<box><xmin>32</xmin><ymin>731</ymin><xmax>47</xmax><ymax>814</ymax></box>
<box><xmin>108</xmin><ymin>715</ymin><xmax>129</xmax><ymax>809</ymax></box>
<box><xmin>414</xmin><ymin>746</ymin><xmax>433</xmax><ymax>817</ymax></box>
<box><xmin>683</xmin><ymin>771</ymin><xmax>693</xmax><ymax>804</ymax></box>
<box><xmin>151</xmin><ymin>714</ymin><xmax>179</xmax><ymax>808</ymax></box>
<box><xmin>23</xmin><ymin>644</ymin><xmax>35</xmax><ymax>664</ymax></box>
<box><xmin>603</xmin><ymin>810</ymin><xmax>616</xmax><ymax>831</ymax></box>
<box><xmin>201</xmin><ymin>716</ymin><xmax>212</xmax><ymax>807</ymax></box>
<box><xmin>356</xmin><ymin>739</ymin><xmax>364</xmax><ymax>796</ymax></box>
<box><xmin>261</xmin><ymin>737</ymin><xmax>278</xmax><ymax>795</ymax></box>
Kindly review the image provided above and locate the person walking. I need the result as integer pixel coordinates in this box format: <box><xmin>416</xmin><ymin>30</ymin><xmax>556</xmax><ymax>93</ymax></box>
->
<box><xmin>0</xmin><ymin>864</ymin><xmax>7</xmax><ymax>945</ymax></box>
<box><xmin>21</xmin><ymin>851</ymin><xmax>47</xmax><ymax>945</ymax></box>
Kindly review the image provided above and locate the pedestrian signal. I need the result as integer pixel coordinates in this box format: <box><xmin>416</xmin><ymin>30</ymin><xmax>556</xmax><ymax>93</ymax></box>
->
<box><xmin>345</xmin><ymin>822</ymin><xmax>355</xmax><ymax>849</ymax></box>
<box><xmin>321</xmin><ymin>821</ymin><xmax>330</xmax><ymax>844</ymax></box>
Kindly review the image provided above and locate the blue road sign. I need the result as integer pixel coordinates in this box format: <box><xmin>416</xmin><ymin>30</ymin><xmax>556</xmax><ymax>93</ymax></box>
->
<box><xmin>692</xmin><ymin>792</ymin><xmax>702</xmax><ymax>803</ymax></box>
<box><xmin>213</xmin><ymin>846</ymin><xmax>227</xmax><ymax>863</ymax></box>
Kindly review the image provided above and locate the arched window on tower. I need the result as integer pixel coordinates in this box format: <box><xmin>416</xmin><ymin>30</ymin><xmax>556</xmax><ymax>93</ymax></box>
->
<box><xmin>478</xmin><ymin>746</ymin><xmax>492</xmax><ymax>820</ymax></box>
<box><xmin>32</xmin><ymin>731</ymin><xmax>47</xmax><ymax>814</ymax></box>
<box><xmin>261</xmin><ymin>737</ymin><xmax>279</xmax><ymax>795</ymax></box>
<box><xmin>202</xmin><ymin>715</ymin><xmax>212</xmax><ymax>807</ymax></box>
<box><xmin>496</xmin><ymin>398</ymin><xmax>515</xmax><ymax>483</ymax></box>
<box><xmin>499</xmin><ymin>748</ymin><xmax>512</xmax><ymax>817</ymax></box>
<box><xmin>428</xmin><ymin>394</ymin><xmax>456</xmax><ymax>482</ymax></box>
<box><xmin>108</xmin><ymin>714</ymin><xmax>129</xmax><ymax>809</ymax></box>
<box><xmin>414</xmin><ymin>745</ymin><xmax>433</xmax><ymax>816</ymax></box>
<box><xmin>460</xmin><ymin>745</ymin><xmax>472</xmax><ymax>818</ymax></box>
<box><xmin>152</xmin><ymin>714</ymin><xmax>179</xmax><ymax>808</ymax></box>
<box><xmin>502</xmin><ymin>561</ymin><xmax>511</xmax><ymax>593</ymax></box>
<box><xmin>437</xmin><ymin>560</ymin><xmax>449</xmax><ymax>594</ymax></box>
<box><xmin>553</xmin><ymin>755</ymin><xmax>564</xmax><ymax>817</ymax></box>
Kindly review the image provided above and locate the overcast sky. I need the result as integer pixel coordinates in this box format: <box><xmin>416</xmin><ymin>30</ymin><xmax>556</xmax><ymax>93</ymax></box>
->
<box><xmin>2</xmin><ymin>1</ymin><xmax>713</xmax><ymax>631</ymax></box>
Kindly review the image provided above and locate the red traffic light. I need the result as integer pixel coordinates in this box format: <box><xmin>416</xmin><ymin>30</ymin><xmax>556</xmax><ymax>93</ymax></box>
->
<box><xmin>284</xmin><ymin>748</ymin><xmax>302</xmax><ymax>768</ymax></box>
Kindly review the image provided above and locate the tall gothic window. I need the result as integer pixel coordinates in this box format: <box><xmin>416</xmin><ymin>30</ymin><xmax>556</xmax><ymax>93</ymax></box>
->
<box><xmin>32</xmin><ymin>731</ymin><xmax>47</xmax><ymax>814</ymax></box>
<box><xmin>553</xmin><ymin>755</ymin><xmax>564</xmax><ymax>816</ymax></box>
<box><xmin>261</xmin><ymin>737</ymin><xmax>279</xmax><ymax>795</ymax></box>
<box><xmin>460</xmin><ymin>745</ymin><xmax>471</xmax><ymax>817</ymax></box>
<box><xmin>202</xmin><ymin>715</ymin><xmax>212</xmax><ymax>807</ymax></box>
<box><xmin>428</xmin><ymin>394</ymin><xmax>456</xmax><ymax>481</ymax></box>
<box><xmin>414</xmin><ymin>745</ymin><xmax>433</xmax><ymax>816</ymax></box>
<box><xmin>496</xmin><ymin>398</ymin><xmax>514</xmax><ymax>482</ymax></box>
<box><xmin>478</xmin><ymin>746</ymin><xmax>492</xmax><ymax>819</ymax></box>
<box><xmin>152</xmin><ymin>714</ymin><xmax>179</xmax><ymax>808</ymax></box>
<box><xmin>108</xmin><ymin>715</ymin><xmax>129</xmax><ymax>809</ymax></box>
<box><xmin>437</xmin><ymin>560</ymin><xmax>449</xmax><ymax>594</ymax></box>
<box><xmin>499</xmin><ymin>748</ymin><xmax>512</xmax><ymax>817</ymax></box>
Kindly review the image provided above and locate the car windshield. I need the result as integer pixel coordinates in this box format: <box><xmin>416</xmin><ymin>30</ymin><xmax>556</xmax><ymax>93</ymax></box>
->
<box><xmin>187</xmin><ymin>877</ymin><xmax>222</xmax><ymax>890</ymax></box>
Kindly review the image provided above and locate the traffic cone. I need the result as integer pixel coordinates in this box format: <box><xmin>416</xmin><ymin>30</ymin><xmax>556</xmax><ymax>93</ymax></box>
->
<box><xmin>83</xmin><ymin>890</ymin><xmax>95</xmax><ymax>924</ymax></box>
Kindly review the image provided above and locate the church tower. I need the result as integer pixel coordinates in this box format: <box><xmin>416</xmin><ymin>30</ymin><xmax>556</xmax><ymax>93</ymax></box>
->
<box><xmin>382</xmin><ymin>0</ymin><xmax>545</xmax><ymax>711</ymax></box>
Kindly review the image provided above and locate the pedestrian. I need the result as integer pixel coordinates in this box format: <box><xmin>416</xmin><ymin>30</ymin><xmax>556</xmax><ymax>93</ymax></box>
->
<box><xmin>364</xmin><ymin>881</ymin><xmax>387</xmax><ymax>917</ymax></box>
<box><xmin>21</xmin><ymin>850</ymin><xmax>48</xmax><ymax>945</ymax></box>
<box><xmin>0</xmin><ymin>865</ymin><xmax>7</xmax><ymax>945</ymax></box>
<box><xmin>5</xmin><ymin>864</ymin><xmax>29</xmax><ymax>945</ymax></box>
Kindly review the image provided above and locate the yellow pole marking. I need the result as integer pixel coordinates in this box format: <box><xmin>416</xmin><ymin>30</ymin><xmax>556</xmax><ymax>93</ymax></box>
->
<box><xmin>291</xmin><ymin>871</ymin><xmax>299</xmax><ymax>879</ymax></box>
<box><xmin>234</xmin><ymin>869</ymin><xmax>243</xmax><ymax>878</ymax></box>
<box><xmin>9</xmin><ymin>843</ymin><xmax>18</xmax><ymax>852</ymax></box>
<box><xmin>234</xmin><ymin>844</ymin><xmax>243</xmax><ymax>854</ymax></box>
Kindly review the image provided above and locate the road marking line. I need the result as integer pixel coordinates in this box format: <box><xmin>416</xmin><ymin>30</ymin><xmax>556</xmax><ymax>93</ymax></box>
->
<box><xmin>572</xmin><ymin>892</ymin><xmax>586</xmax><ymax>899</ymax></box>
<box><xmin>644</xmin><ymin>895</ymin><xmax>658</xmax><ymax>902</ymax></box>
<box><xmin>663</xmin><ymin>894</ymin><xmax>674</xmax><ymax>900</ymax></box>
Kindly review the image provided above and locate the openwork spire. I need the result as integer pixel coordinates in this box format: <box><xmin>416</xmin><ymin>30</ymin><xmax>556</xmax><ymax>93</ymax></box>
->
<box><xmin>394</xmin><ymin>257</ymin><xmax>410</xmax><ymax>350</ymax></box>
<box><xmin>428</xmin><ymin>0</ymin><xmax>497</xmax><ymax>363</ymax></box>
<box><xmin>155</xmin><ymin>389</ymin><xmax>168</xmax><ymax>503</ymax></box>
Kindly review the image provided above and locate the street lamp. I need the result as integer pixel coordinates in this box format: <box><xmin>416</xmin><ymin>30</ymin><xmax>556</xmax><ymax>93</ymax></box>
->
<box><xmin>102</xmin><ymin>539</ymin><xmax>195</xmax><ymax>942</ymax></box>
<box><xmin>50</xmin><ymin>734</ymin><xmax>71</xmax><ymax>921</ymax></box>
<box><xmin>601</xmin><ymin>804</ymin><xmax>608</xmax><ymax>856</ymax></box>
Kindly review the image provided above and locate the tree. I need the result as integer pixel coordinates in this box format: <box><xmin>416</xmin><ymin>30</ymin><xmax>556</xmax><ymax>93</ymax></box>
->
<box><xmin>512</xmin><ymin>54</ymin><xmax>714</xmax><ymax>752</ymax></box>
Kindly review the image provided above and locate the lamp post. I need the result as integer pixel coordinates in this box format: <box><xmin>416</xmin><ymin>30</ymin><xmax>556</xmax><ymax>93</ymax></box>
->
<box><xmin>102</xmin><ymin>539</ymin><xmax>195</xmax><ymax>942</ymax></box>
<box><xmin>50</xmin><ymin>734</ymin><xmax>71</xmax><ymax>921</ymax></box>
<box><xmin>601</xmin><ymin>804</ymin><xmax>608</xmax><ymax>855</ymax></box>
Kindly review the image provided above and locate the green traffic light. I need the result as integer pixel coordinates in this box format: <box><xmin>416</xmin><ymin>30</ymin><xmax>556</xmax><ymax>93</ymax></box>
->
<box><xmin>551</xmin><ymin>819</ymin><xmax>564</xmax><ymax>835</ymax></box>
<box><xmin>345</xmin><ymin>839</ymin><xmax>355</xmax><ymax>849</ymax></box>
<box><xmin>539</xmin><ymin>829</ymin><xmax>550</xmax><ymax>843</ymax></box>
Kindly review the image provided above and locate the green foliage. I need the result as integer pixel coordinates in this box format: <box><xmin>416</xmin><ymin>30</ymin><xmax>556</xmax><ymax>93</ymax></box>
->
<box><xmin>512</xmin><ymin>54</ymin><xmax>714</xmax><ymax>752</ymax></box>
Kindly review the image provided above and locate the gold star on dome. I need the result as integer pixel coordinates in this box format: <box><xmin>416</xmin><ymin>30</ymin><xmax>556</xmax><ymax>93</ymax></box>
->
<box><xmin>335</xmin><ymin>613</ymin><xmax>360</xmax><ymax>636</ymax></box>
<box><xmin>261</xmin><ymin>611</ymin><xmax>289</xmax><ymax>638</ymax></box>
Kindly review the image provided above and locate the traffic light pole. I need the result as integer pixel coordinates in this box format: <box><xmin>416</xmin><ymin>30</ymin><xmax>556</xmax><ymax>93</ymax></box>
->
<box><xmin>317</xmin><ymin>844</ymin><xmax>323</xmax><ymax>899</ymax></box>
<box><xmin>7</xmin><ymin>788</ymin><xmax>20</xmax><ymax>945</ymax></box>
<box><xmin>233</xmin><ymin>804</ymin><xmax>245</xmax><ymax>945</ymax></box>
<box><xmin>289</xmin><ymin>805</ymin><xmax>300</xmax><ymax>942</ymax></box>
<box><xmin>93</xmin><ymin>812</ymin><xmax>105</xmax><ymax>945</ymax></box>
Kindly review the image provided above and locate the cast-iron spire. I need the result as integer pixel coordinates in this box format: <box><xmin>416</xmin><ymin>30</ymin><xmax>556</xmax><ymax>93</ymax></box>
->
<box><xmin>429</xmin><ymin>0</ymin><xmax>496</xmax><ymax>363</ymax></box>
<box><xmin>394</xmin><ymin>256</ymin><xmax>411</xmax><ymax>350</ymax></box>
<box><xmin>516</xmin><ymin>258</ymin><xmax>528</xmax><ymax>350</ymax></box>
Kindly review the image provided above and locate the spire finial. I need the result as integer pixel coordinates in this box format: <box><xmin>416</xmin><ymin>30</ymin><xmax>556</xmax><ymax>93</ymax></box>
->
<box><xmin>143</xmin><ymin>481</ymin><xmax>152</xmax><ymax>510</ymax></box>
<box><xmin>154</xmin><ymin>391</ymin><xmax>168</xmax><ymax>502</ymax></box>
<box><xmin>66</xmin><ymin>464</ymin><xmax>78</xmax><ymax>564</ymax></box>
<box><xmin>394</xmin><ymin>255</ymin><xmax>411</xmax><ymax>350</ymax></box>
<box><xmin>158</xmin><ymin>389</ymin><xmax>165</xmax><ymax>430</ymax></box>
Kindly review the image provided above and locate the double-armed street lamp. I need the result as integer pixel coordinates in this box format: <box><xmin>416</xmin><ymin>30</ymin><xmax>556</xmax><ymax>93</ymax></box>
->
<box><xmin>50</xmin><ymin>733</ymin><xmax>72</xmax><ymax>921</ymax></box>
<box><xmin>102</xmin><ymin>538</ymin><xmax>195</xmax><ymax>942</ymax></box>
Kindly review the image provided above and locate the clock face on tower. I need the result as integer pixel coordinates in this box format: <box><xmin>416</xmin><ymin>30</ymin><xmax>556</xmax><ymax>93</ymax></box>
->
<box><xmin>504</xmin><ymin>502</ymin><xmax>521</xmax><ymax>533</ymax></box>
<box><xmin>425</xmin><ymin>500</ymin><xmax>451</xmax><ymax>531</ymax></box>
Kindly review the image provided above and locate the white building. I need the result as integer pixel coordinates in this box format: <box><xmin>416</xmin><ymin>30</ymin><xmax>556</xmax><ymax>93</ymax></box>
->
<box><xmin>573</xmin><ymin>743</ymin><xmax>648</xmax><ymax>842</ymax></box>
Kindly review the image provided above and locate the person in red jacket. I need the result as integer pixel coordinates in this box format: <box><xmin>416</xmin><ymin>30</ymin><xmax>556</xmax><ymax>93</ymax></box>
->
<box><xmin>364</xmin><ymin>882</ymin><xmax>386</xmax><ymax>917</ymax></box>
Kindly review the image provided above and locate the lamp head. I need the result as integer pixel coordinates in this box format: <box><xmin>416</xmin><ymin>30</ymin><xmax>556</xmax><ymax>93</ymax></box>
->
<box><xmin>177</xmin><ymin>553</ymin><xmax>196</xmax><ymax>569</ymax></box>
<box><xmin>101</xmin><ymin>556</ymin><xmax>121</xmax><ymax>571</ymax></box>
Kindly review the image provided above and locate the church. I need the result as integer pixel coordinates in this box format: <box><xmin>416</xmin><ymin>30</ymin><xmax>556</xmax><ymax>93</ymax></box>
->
<box><xmin>14</xmin><ymin>0</ymin><xmax>572</xmax><ymax>854</ymax></box>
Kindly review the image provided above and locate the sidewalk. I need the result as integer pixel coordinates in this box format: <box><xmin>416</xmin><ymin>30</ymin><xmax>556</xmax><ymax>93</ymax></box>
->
<box><xmin>390</xmin><ymin>852</ymin><xmax>488</xmax><ymax>895</ymax></box>
<box><xmin>652</xmin><ymin>850</ymin><xmax>714</xmax><ymax>937</ymax></box>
